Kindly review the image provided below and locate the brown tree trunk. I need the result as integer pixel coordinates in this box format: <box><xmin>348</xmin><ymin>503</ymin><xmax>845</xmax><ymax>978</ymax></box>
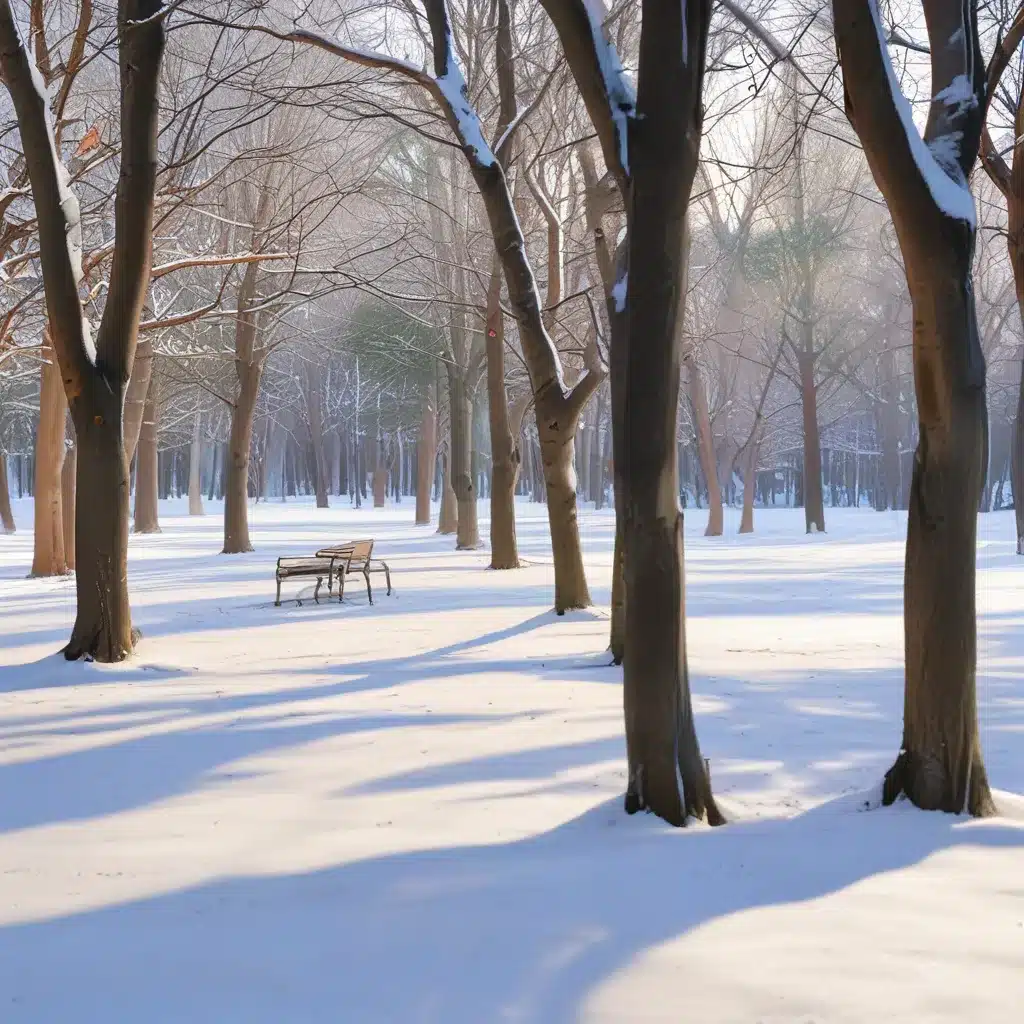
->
<box><xmin>188</xmin><ymin>413</ymin><xmax>203</xmax><ymax>516</ymax></box>
<box><xmin>31</xmin><ymin>332</ymin><xmax>68</xmax><ymax>575</ymax></box>
<box><xmin>836</xmin><ymin>0</ymin><xmax>993</xmax><ymax>815</ymax></box>
<box><xmin>687</xmin><ymin>353</ymin><xmax>723</xmax><ymax>536</ymax></box>
<box><xmin>486</xmin><ymin>261</ymin><xmax>520</xmax><ymax>568</ymax></box>
<box><xmin>123</xmin><ymin>334</ymin><xmax>153</xmax><ymax>465</ymax></box>
<box><xmin>133</xmin><ymin>383</ymin><xmax>160</xmax><ymax>534</ymax></box>
<box><xmin>304</xmin><ymin>364</ymin><xmax>329</xmax><ymax>509</ymax></box>
<box><xmin>437</xmin><ymin>448</ymin><xmax>458</xmax><ymax>534</ymax></box>
<box><xmin>223</xmin><ymin>363</ymin><xmax>261</xmax><ymax>553</ymax></box>
<box><xmin>739</xmin><ymin>437</ymin><xmax>758</xmax><ymax>534</ymax></box>
<box><xmin>799</xmin><ymin>352</ymin><xmax>826</xmax><ymax>532</ymax></box>
<box><xmin>62</xmin><ymin>426</ymin><xmax>76</xmax><ymax>567</ymax></box>
<box><xmin>620</xmin><ymin>0</ymin><xmax>720</xmax><ymax>826</ymax></box>
<box><xmin>416</xmin><ymin>383</ymin><xmax>436</xmax><ymax>525</ymax></box>
<box><xmin>0</xmin><ymin>452</ymin><xmax>15</xmax><ymax>533</ymax></box>
<box><xmin>448</xmin><ymin>367</ymin><xmax>480</xmax><ymax>549</ymax></box>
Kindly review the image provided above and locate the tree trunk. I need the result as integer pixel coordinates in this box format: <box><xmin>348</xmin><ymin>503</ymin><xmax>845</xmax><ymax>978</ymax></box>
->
<box><xmin>31</xmin><ymin>332</ymin><xmax>67</xmax><ymax>575</ymax></box>
<box><xmin>133</xmin><ymin>383</ymin><xmax>160</xmax><ymax>534</ymax></box>
<box><xmin>687</xmin><ymin>354</ymin><xmax>723</xmax><ymax>536</ymax></box>
<box><xmin>739</xmin><ymin>437</ymin><xmax>758</xmax><ymax>534</ymax></box>
<box><xmin>0</xmin><ymin>452</ymin><xmax>15</xmax><ymax>533</ymax></box>
<box><xmin>123</xmin><ymin>334</ymin><xmax>153</xmax><ymax>465</ymax></box>
<box><xmin>621</xmin><ymin>3</ymin><xmax>720</xmax><ymax>826</ymax></box>
<box><xmin>304</xmin><ymin>365</ymin><xmax>330</xmax><ymax>509</ymax></box>
<box><xmin>438</xmin><ymin>449</ymin><xmax>458</xmax><ymax>534</ymax></box>
<box><xmin>223</xmin><ymin>363</ymin><xmax>261</xmax><ymax>553</ymax></box>
<box><xmin>799</xmin><ymin>352</ymin><xmax>826</xmax><ymax>532</ymax></box>
<box><xmin>836</xmin><ymin>0</ymin><xmax>993</xmax><ymax>816</ymax></box>
<box><xmin>416</xmin><ymin>384</ymin><xmax>437</xmax><ymax>525</ymax></box>
<box><xmin>1011</xmin><ymin>353</ymin><xmax>1024</xmax><ymax>552</ymax></box>
<box><xmin>486</xmin><ymin>261</ymin><xmax>520</xmax><ymax>568</ymax></box>
<box><xmin>62</xmin><ymin>426</ymin><xmax>76</xmax><ymax>567</ymax></box>
<box><xmin>448</xmin><ymin>367</ymin><xmax>479</xmax><ymax>548</ymax></box>
<box><xmin>188</xmin><ymin>413</ymin><xmax>204</xmax><ymax>515</ymax></box>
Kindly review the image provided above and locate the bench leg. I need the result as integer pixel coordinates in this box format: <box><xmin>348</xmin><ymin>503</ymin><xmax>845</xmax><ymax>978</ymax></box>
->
<box><xmin>364</xmin><ymin>569</ymin><xmax>373</xmax><ymax>605</ymax></box>
<box><xmin>338</xmin><ymin>573</ymin><xmax>346</xmax><ymax>604</ymax></box>
<box><xmin>275</xmin><ymin>579</ymin><xmax>282</xmax><ymax>607</ymax></box>
<box><xmin>314</xmin><ymin>577</ymin><xmax>322</xmax><ymax>604</ymax></box>
<box><xmin>384</xmin><ymin>563</ymin><xmax>391</xmax><ymax>596</ymax></box>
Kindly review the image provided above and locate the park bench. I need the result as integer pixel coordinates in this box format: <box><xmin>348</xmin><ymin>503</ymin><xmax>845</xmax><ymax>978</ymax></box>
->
<box><xmin>274</xmin><ymin>556</ymin><xmax>336</xmax><ymax>607</ymax></box>
<box><xmin>315</xmin><ymin>539</ymin><xmax>392</xmax><ymax>604</ymax></box>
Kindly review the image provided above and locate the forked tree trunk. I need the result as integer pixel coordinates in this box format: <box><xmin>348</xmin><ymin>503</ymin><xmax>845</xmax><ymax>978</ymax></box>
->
<box><xmin>133</xmin><ymin>384</ymin><xmax>160</xmax><ymax>533</ymax></box>
<box><xmin>62</xmin><ymin>429</ymin><xmax>76</xmax><ymax>567</ymax></box>
<box><xmin>223</xmin><ymin>362</ymin><xmax>261</xmax><ymax>553</ymax></box>
<box><xmin>31</xmin><ymin>333</ymin><xmax>67</xmax><ymax>575</ymax></box>
<box><xmin>620</xmin><ymin>0</ymin><xmax>719</xmax><ymax>826</ymax></box>
<box><xmin>799</xmin><ymin>352</ymin><xmax>826</xmax><ymax>532</ymax></box>
<box><xmin>448</xmin><ymin>367</ymin><xmax>479</xmax><ymax>549</ymax></box>
<box><xmin>416</xmin><ymin>384</ymin><xmax>437</xmax><ymax>525</ymax></box>
<box><xmin>438</xmin><ymin>449</ymin><xmax>458</xmax><ymax>533</ymax></box>
<box><xmin>0</xmin><ymin>452</ymin><xmax>15</xmax><ymax>533</ymax></box>
<box><xmin>836</xmin><ymin>0</ymin><xmax>993</xmax><ymax>815</ymax></box>
<box><xmin>687</xmin><ymin>353</ymin><xmax>723</xmax><ymax>536</ymax></box>
<box><xmin>486</xmin><ymin>261</ymin><xmax>520</xmax><ymax>568</ymax></box>
<box><xmin>188</xmin><ymin>414</ymin><xmax>203</xmax><ymax>516</ymax></box>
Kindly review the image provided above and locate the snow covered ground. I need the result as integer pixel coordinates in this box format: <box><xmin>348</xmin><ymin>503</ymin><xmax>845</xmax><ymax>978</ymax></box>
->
<box><xmin>1</xmin><ymin>496</ymin><xmax>1022</xmax><ymax>1022</ymax></box>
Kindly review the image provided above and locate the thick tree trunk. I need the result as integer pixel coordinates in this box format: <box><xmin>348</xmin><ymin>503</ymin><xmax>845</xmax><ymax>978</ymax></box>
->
<box><xmin>0</xmin><ymin>452</ymin><xmax>15</xmax><ymax>533</ymax></box>
<box><xmin>836</xmin><ymin>0</ymin><xmax>993</xmax><ymax>816</ymax></box>
<box><xmin>188</xmin><ymin>414</ymin><xmax>203</xmax><ymax>516</ymax></box>
<box><xmin>31</xmin><ymin>333</ymin><xmax>68</xmax><ymax>575</ymax></box>
<box><xmin>486</xmin><ymin>261</ymin><xmax>520</xmax><ymax>568</ymax></box>
<box><xmin>223</xmin><ymin>363</ymin><xmax>261</xmax><ymax>553</ymax></box>
<box><xmin>133</xmin><ymin>384</ymin><xmax>160</xmax><ymax>533</ymax></box>
<box><xmin>416</xmin><ymin>385</ymin><xmax>436</xmax><ymax>525</ymax></box>
<box><xmin>448</xmin><ymin>368</ymin><xmax>479</xmax><ymax>548</ymax></box>
<box><xmin>687</xmin><ymin>354</ymin><xmax>723</xmax><ymax>536</ymax></box>
<box><xmin>621</xmin><ymin>1</ymin><xmax>719</xmax><ymax>826</ymax></box>
<box><xmin>62</xmin><ymin>428</ymin><xmax>76</xmax><ymax>567</ymax></box>
<box><xmin>799</xmin><ymin>353</ymin><xmax>826</xmax><ymax>532</ymax></box>
<box><xmin>66</xmin><ymin>380</ymin><xmax>134</xmax><ymax>661</ymax></box>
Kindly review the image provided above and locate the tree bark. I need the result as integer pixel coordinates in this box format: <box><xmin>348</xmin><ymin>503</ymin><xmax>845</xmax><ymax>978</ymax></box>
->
<box><xmin>31</xmin><ymin>332</ymin><xmax>68</xmax><ymax>575</ymax></box>
<box><xmin>486</xmin><ymin>260</ymin><xmax>520</xmax><ymax>568</ymax></box>
<box><xmin>133</xmin><ymin>382</ymin><xmax>160</xmax><ymax>533</ymax></box>
<box><xmin>62</xmin><ymin>426</ymin><xmax>76</xmax><ymax>567</ymax></box>
<box><xmin>448</xmin><ymin>366</ymin><xmax>480</xmax><ymax>548</ymax></box>
<box><xmin>739</xmin><ymin>437</ymin><xmax>758</xmax><ymax>534</ymax></box>
<box><xmin>188</xmin><ymin>413</ymin><xmax>203</xmax><ymax>516</ymax></box>
<box><xmin>438</xmin><ymin>448</ymin><xmax>458</xmax><ymax>534</ymax></box>
<box><xmin>799</xmin><ymin>352</ymin><xmax>826</xmax><ymax>532</ymax></box>
<box><xmin>123</xmin><ymin>333</ymin><xmax>153</xmax><ymax>465</ymax></box>
<box><xmin>836</xmin><ymin>0</ymin><xmax>994</xmax><ymax>815</ymax></box>
<box><xmin>619</xmin><ymin>0</ymin><xmax>720</xmax><ymax>825</ymax></box>
<box><xmin>0</xmin><ymin>452</ymin><xmax>14</xmax><ymax>533</ymax></box>
<box><xmin>686</xmin><ymin>353</ymin><xmax>723</xmax><ymax>536</ymax></box>
<box><xmin>416</xmin><ymin>383</ymin><xmax>437</xmax><ymax>525</ymax></box>
<box><xmin>304</xmin><ymin>364</ymin><xmax>330</xmax><ymax>509</ymax></box>
<box><xmin>223</xmin><ymin>362</ymin><xmax>261</xmax><ymax>553</ymax></box>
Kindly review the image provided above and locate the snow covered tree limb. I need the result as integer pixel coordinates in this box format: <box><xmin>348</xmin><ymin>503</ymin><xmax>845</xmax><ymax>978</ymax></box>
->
<box><xmin>979</xmin><ymin>2</ymin><xmax>1024</xmax><ymax>198</ymax></box>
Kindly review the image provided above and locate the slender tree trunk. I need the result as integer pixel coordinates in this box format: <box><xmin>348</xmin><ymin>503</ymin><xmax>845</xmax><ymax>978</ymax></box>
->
<box><xmin>416</xmin><ymin>383</ymin><xmax>437</xmax><ymax>525</ymax></box>
<box><xmin>304</xmin><ymin>365</ymin><xmax>330</xmax><ymax>509</ymax></box>
<box><xmin>799</xmin><ymin>352</ymin><xmax>826</xmax><ymax>532</ymax></box>
<box><xmin>62</xmin><ymin>425</ymin><xmax>76</xmax><ymax>567</ymax></box>
<box><xmin>687</xmin><ymin>354</ymin><xmax>723</xmax><ymax>536</ymax></box>
<box><xmin>1011</xmin><ymin>354</ymin><xmax>1024</xmax><ymax>553</ymax></box>
<box><xmin>0</xmin><ymin>452</ymin><xmax>15</xmax><ymax>533</ymax></box>
<box><xmin>133</xmin><ymin>384</ymin><xmax>160</xmax><ymax>533</ymax></box>
<box><xmin>739</xmin><ymin>435</ymin><xmax>758</xmax><ymax>534</ymax></box>
<box><xmin>486</xmin><ymin>261</ymin><xmax>520</xmax><ymax>568</ymax></box>
<box><xmin>448</xmin><ymin>367</ymin><xmax>479</xmax><ymax>548</ymax></box>
<box><xmin>188</xmin><ymin>413</ymin><xmax>203</xmax><ymax>516</ymax></box>
<box><xmin>31</xmin><ymin>332</ymin><xmax>67</xmax><ymax>575</ymax></box>
<box><xmin>438</xmin><ymin>448</ymin><xmax>458</xmax><ymax>534</ymax></box>
<box><xmin>223</xmin><ymin>363</ymin><xmax>261</xmax><ymax>553</ymax></box>
<box><xmin>123</xmin><ymin>334</ymin><xmax>153</xmax><ymax>465</ymax></box>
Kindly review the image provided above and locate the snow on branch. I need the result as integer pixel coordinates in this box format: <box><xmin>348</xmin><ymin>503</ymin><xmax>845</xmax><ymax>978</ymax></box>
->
<box><xmin>581</xmin><ymin>0</ymin><xmax>635</xmax><ymax>173</ymax></box>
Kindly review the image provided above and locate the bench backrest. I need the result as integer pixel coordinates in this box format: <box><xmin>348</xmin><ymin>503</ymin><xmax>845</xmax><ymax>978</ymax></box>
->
<box><xmin>346</xmin><ymin>538</ymin><xmax>374</xmax><ymax>565</ymax></box>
